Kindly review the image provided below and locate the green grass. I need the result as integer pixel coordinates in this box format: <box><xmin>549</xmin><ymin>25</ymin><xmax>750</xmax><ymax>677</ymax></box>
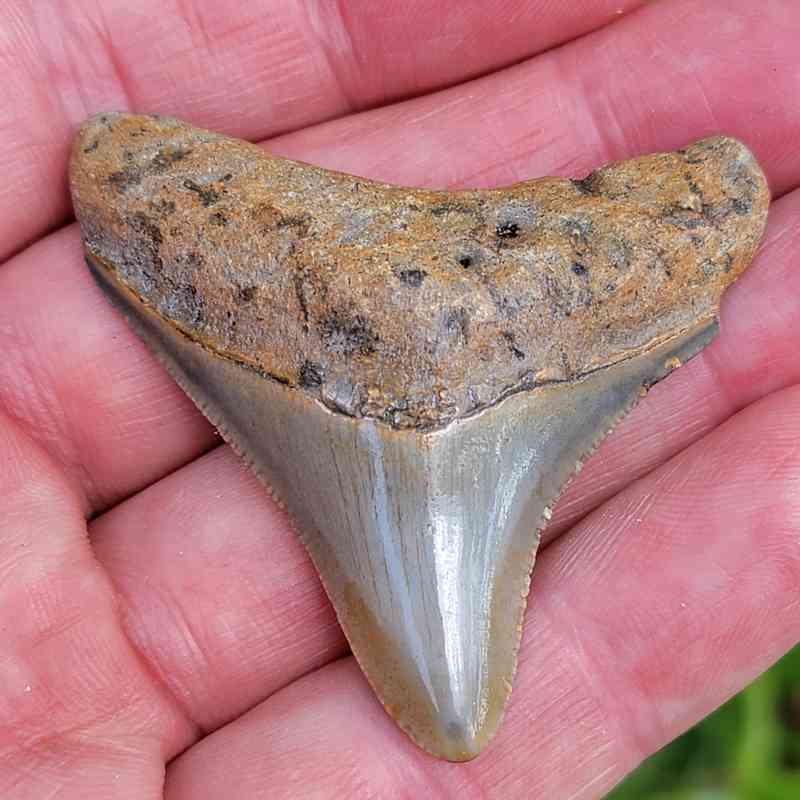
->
<box><xmin>607</xmin><ymin>645</ymin><xmax>800</xmax><ymax>800</ymax></box>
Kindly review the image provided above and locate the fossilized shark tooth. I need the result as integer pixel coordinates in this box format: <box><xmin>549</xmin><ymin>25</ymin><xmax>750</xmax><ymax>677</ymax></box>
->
<box><xmin>69</xmin><ymin>113</ymin><xmax>769</xmax><ymax>761</ymax></box>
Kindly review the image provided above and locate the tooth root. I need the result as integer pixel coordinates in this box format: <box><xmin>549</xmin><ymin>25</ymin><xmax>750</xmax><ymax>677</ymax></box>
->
<box><xmin>89</xmin><ymin>252</ymin><xmax>718</xmax><ymax>760</ymax></box>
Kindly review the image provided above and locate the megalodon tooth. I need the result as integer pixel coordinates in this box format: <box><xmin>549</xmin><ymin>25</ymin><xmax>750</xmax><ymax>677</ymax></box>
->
<box><xmin>68</xmin><ymin>113</ymin><xmax>769</xmax><ymax>761</ymax></box>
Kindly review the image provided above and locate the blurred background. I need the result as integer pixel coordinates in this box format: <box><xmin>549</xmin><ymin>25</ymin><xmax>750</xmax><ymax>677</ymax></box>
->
<box><xmin>609</xmin><ymin>645</ymin><xmax>800</xmax><ymax>799</ymax></box>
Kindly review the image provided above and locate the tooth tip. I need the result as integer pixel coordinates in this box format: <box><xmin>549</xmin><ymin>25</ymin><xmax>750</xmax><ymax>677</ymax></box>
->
<box><xmin>399</xmin><ymin>676</ymin><xmax>507</xmax><ymax>762</ymax></box>
<box><xmin>429</xmin><ymin>724</ymin><xmax>491</xmax><ymax>762</ymax></box>
<box><xmin>339</xmin><ymin>575</ymin><xmax>516</xmax><ymax>763</ymax></box>
<box><xmin>392</xmin><ymin>696</ymin><xmax>500</xmax><ymax>762</ymax></box>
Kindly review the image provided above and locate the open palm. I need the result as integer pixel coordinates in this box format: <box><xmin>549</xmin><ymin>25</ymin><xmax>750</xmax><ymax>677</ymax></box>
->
<box><xmin>1</xmin><ymin>1</ymin><xmax>799</xmax><ymax>797</ymax></box>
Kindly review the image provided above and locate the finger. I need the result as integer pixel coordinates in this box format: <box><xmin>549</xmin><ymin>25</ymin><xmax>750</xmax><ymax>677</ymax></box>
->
<box><xmin>270</xmin><ymin>0</ymin><xmax>800</xmax><ymax>198</ymax></box>
<box><xmin>163</xmin><ymin>386</ymin><xmax>800</xmax><ymax>800</ymax></box>
<box><xmin>0</xmin><ymin>408</ymin><xmax>194</xmax><ymax>798</ymax></box>
<box><xmin>87</xmin><ymin>186</ymin><xmax>800</xmax><ymax>734</ymax></box>
<box><xmin>89</xmin><ymin>444</ymin><xmax>346</xmax><ymax>732</ymax></box>
<box><xmin>0</xmin><ymin>0</ymin><xmax>645</xmax><ymax>261</ymax></box>
<box><xmin>4</xmin><ymin>0</ymin><xmax>798</xmax><ymax>512</ymax></box>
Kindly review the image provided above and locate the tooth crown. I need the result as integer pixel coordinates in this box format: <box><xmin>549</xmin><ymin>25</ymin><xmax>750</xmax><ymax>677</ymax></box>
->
<box><xmin>70</xmin><ymin>114</ymin><xmax>768</xmax><ymax>430</ymax></box>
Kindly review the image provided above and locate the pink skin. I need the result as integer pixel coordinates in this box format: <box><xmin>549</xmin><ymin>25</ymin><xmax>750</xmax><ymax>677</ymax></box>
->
<box><xmin>0</xmin><ymin>1</ymin><xmax>798</xmax><ymax>797</ymax></box>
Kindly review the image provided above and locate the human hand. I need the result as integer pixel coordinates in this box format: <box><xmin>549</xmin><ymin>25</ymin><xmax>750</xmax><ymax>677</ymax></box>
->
<box><xmin>1</xmin><ymin>1</ymin><xmax>799</xmax><ymax>797</ymax></box>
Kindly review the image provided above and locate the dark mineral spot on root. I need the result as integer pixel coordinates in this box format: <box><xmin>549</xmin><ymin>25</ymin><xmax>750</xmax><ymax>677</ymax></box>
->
<box><xmin>723</xmin><ymin>252</ymin><xmax>734</xmax><ymax>273</ymax></box>
<box><xmin>320</xmin><ymin>309</ymin><xmax>379</xmax><ymax>356</ymax></box>
<box><xmin>496</xmin><ymin>221</ymin><xmax>520</xmax><ymax>239</ymax></box>
<box><xmin>662</xmin><ymin>207</ymin><xmax>707</xmax><ymax>230</ymax></box>
<box><xmin>680</xmin><ymin>148</ymin><xmax>706</xmax><ymax>165</ymax></box>
<box><xmin>107</xmin><ymin>147</ymin><xmax>193</xmax><ymax>193</ymax></box>
<box><xmin>150</xmin><ymin>147</ymin><xmax>192</xmax><ymax>171</ymax></box>
<box><xmin>183</xmin><ymin>179</ymin><xmax>222</xmax><ymax>207</ymax></box>
<box><xmin>299</xmin><ymin>360</ymin><xmax>325</xmax><ymax>388</ymax></box>
<box><xmin>183</xmin><ymin>252</ymin><xmax>204</xmax><ymax>268</ymax></box>
<box><xmin>572</xmin><ymin>263</ymin><xmax>589</xmax><ymax>277</ymax></box>
<box><xmin>167</xmin><ymin>284</ymin><xmax>205</xmax><ymax>326</ymax></box>
<box><xmin>398</xmin><ymin>269</ymin><xmax>427</xmax><ymax>288</ymax></box>
<box><xmin>687</xmin><ymin>177</ymin><xmax>704</xmax><ymax>198</ymax></box>
<box><xmin>108</xmin><ymin>165</ymin><xmax>143</xmax><ymax>192</ymax></box>
<box><xmin>276</xmin><ymin>213</ymin><xmax>312</xmax><ymax>237</ymax></box>
<box><xmin>129</xmin><ymin>212</ymin><xmax>164</xmax><ymax>269</ymax></box>
<box><xmin>501</xmin><ymin>331</ymin><xmax>525</xmax><ymax>360</ymax></box>
<box><xmin>572</xmin><ymin>172</ymin><xmax>602</xmax><ymax>196</ymax></box>
<box><xmin>150</xmin><ymin>198</ymin><xmax>177</xmax><ymax>218</ymax></box>
<box><xmin>430</xmin><ymin>202</ymin><xmax>475</xmax><ymax>217</ymax></box>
